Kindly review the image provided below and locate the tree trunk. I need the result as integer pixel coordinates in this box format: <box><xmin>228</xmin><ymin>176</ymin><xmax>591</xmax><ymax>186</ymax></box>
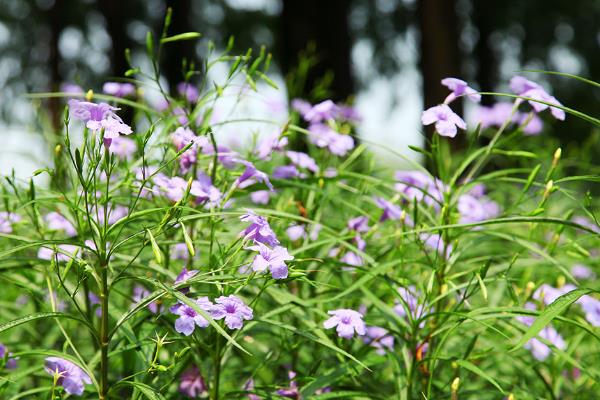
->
<box><xmin>280</xmin><ymin>0</ymin><xmax>354</xmax><ymax>102</ymax></box>
<box><xmin>417</xmin><ymin>0</ymin><xmax>464</xmax><ymax>154</ymax></box>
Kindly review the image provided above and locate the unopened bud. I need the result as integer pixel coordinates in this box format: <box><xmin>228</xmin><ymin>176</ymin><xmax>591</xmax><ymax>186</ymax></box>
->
<box><xmin>54</xmin><ymin>144</ymin><xmax>61</xmax><ymax>156</ymax></box>
<box><xmin>552</xmin><ymin>148</ymin><xmax>562</xmax><ymax>166</ymax></box>
<box><xmin>451</xmin><ymin>361</ymin><xmax>458</xmax><ymax>369</ymax></box>
<box><xmin>441</xmin><ymin>283</ymin><xmax>448</xmax><ymax>295</ymax></box>
<box><xmin>556</xmin><ymin>275</ymin><xmax>566</xmax><ymax>288</ymax></box>
<box><xmin>85</xmin><ymin>89</ymin><xmax>94</xmax><ymax>101</ymax></box>
<box><xmin>525</xmin><ymin>281</ymin><xmax>535</xmax><ymax>297</ymax></box>
<box><xmin>451</xmin><ymin>377</ymin><xmax>460</xmax><ymax>392</ymax></box>
<box><xmin>507</xmin><ymin>394</ymin><xmax>515</xmax><ymax>400</ymax></box>
<box><xmin>543</xmin><ymin>180</ymin><xmax>554</xmax><ymax>199</ymax></box>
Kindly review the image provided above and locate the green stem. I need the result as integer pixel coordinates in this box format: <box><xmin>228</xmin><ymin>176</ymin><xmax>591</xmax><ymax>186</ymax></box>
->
<box><xmin>212</xmin><ymin>335</ymin><xmax>222</xmax><ymax>400</ymax></box>
<box><xmin>99</xmin><ymin>257</ymin><xmax>109</xmax><ymax>400</ymax></box>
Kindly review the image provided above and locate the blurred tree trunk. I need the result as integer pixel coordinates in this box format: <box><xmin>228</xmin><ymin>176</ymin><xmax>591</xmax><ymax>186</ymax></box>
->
<box><xmin>98</xmin><ymin>0</ymin><xmax>134</xmax><ymax>77</ymax></box>
<box><xmin>417</xmin><ymin>0</ymin><xmax>464</xmax><ymax>154</ymax></box>
<box><xmin>280</xmin><ymin>0</ymin><xmax>354</xmax><ymax>151</ymax></box>
<box><xmin>472</xmin><ymin>1</ymin><xmax>496</xmax><ymax>106</ymax></box>
<box><xmin>163</xmin><ymin>0</ymin><xmax>194</xmax><ymax>94</ymax></box>
<box><xmin>280</xmin><ymin>0</ymin><xmax>354</xmax><ymax>102</ymax></box>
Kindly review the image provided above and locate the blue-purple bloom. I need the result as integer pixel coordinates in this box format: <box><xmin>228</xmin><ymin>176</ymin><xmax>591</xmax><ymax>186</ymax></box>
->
<box><xmin>286</xmin><ymin>224</ymin><xmax>306</xmax><ymax>241</ymax></box>
<box><xmin>272</xmin><ymin>165</ymin><xmax>305</xmax><ymax>179</ymax></box>
<box><xmin>44</xmin><ymin>212</ymin><xmax>77</xmax><ymax>237</ymax></box>
<box><xmin>210</xmin><ymin>295</ymin><xmax>253</xmax><ymax>330</ymax></box>
<box><xmin>250</xmin><ymin>190</ymin><xmax>272</xmax><ymax>205</ymax></box>
<box><xmin>44</xmin><ymin>357</ymin><xmax>92</xmax><ymax>396</ymax></box>
<box><xmin>68</xmin><ymin>99</ymin><xmax>132</xmax><ymax>143</ymax></box>
<box><xmin>510</xmin><ymin>76</ymin><xmax>565</xmax><ymax>121</ymax></box>
<box><xmin>323</xmin><ymin>309</ymin><xmax>366</xmax><ymax>339</ymax></box>
<box><xmin>240</xmin><ymin>211</ymin><xmax>280</xmax><ymax>246</ymax></box>
<box><xmin>237</xmin><ymin>161</ymin><xmax>274</xmax><ymax>191</ymax></box>
<box><xmin>179</xmin><ymin>366</ymin><xmax>208</xmax><ymax>398</ymax></box>
<box><xmin>362</xmin><ymin>326</ymin><xmax>395</xmax><ymax>355</ymax></box>
<box><xmin>0</xmin><ymin>343</ymin><xmax>17</xmax><ymax>369</ymax></box>
<box><xmin>457</xmin><ymin>194</ymin><xmax>500</xmax><ymax>224</ymax></box>
<box><xmin>247</xmin><ymin>242</ymin><xmax>294</xmax><ymax>279</ymax></box>
<box><xmin>348</xmin><ymin>216</ymin><xmax>370</xmax><ymax>233</ymax></box>
<box><xmin>286</xmin><ymin>150</ymin><xmax>319</xmax><ymax>173</ymax></box>
<box><xmin>308</xmin><ymin>123</ymin><xmax>355</xmax><ymax>156</ymax></box>
<box><xmin>421</xmin><ymin>104</ymin><xmax>467</xmax><ymax>138</ymax></box>
<box><xmin>476</xmin><ymin>102</ymin><xmax>543</xmax><ymax>135</ymax></box>
<box><xmin>177</xmin><ymin>82</ymin><xmax>200</xmax><ymax>103</ymax></box>
<box><xmin>108</xmin><ymin>135</ymin><xmax>137</xmax><ymax>160</ymax></box>
<box><xmin>276</xmin><ymin>370</ymin><xmax>300</xmax><ymax>398</ymax></box>
<box><xmin>441</xmin><ymin>77</ymin><xmax>481</xmax><ymax>103</ymax></box>
<box><xmin>102</xmin><ymin>82</ymin><xmax>136</xmax><ymax>97</ymax></box>
<box><xmin>0</xmin><ymin>212</ymin><xmax>21</xmax><ymax>233</ymax></box>
<box><xmin>170</xmin><ymin>297</ymin><xmax>213</xmax><ymax>336</ymax></box>
<box><xmin>255</xmin><ymin>132</ymin><xmax>288</xmax><ymax>160</ymax></box>
<box><xmin>374</xmin><ymin>197</ymin><xmax>403</xmax><ymax>222</ymax></box>
<box><xmin>38</xmin><ymin>244</ymin><xmax>79</xmax><ymax>262</ymax></box>
<box><xmin>394</xmin><ymin>286</ymin><xmax>429</xmax><ymax>324</ymax></box>
<box><xmin>517</xmin><ymin>303</ymin><xmax>566</xmax><ymax>360</ymax></box>
<box><xmin>420</xmin><ymin>233</ymin><xmax>452</xmax><ymax>258</ymax></box>
<box><xmin>571</xmin><ymin>264</ymin><xmax>595</xmax><ymax>280</ymax></box>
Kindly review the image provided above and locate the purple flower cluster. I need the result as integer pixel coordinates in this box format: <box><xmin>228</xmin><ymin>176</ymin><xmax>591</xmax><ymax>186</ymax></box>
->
<box><xmin>44</xmin><ymin>212</ymin><xmax>77</xmax><ymax>237</ymax></box>
<box><xmin>517</xmin><ymin>302</ymin><xmax>566</xmax><ymax>361</ymax></box>
<box><xmin>293</xmin><ymin>99</ymin><xmax>357</xmax><ymax>156</ymax></box>
<box><xmin>102</xmin><ymin>82</ymin><xmax>136</xmax><ymax>98</ymax></box>
<box><xmin>510</xmin><ymin>76</ymin><xmax>565</xmax><ymax>121</ymax></box>
<box><xmin>362</xmin><ymin>326</ymin><xmax>395</xmax><ymax>355</ymax></box>
<box><xmin>179</xmin><ymin>366</ymin><xmax>208</xmax><ymax>398</ymax></box>
<box><xmin>394</xmin><ymin>286</ymin><xmax>429</xmax><ymax>325</ymax></box>
<box><xmin>246</xmin><ymin>241</ymin><xmax>294</xmax><ymax>279</ymax></box>
<box><xmin>170</xmin><ymin>294</ymin><xmax>253</xmax><ymax>333</ymax></box>
<box><xmin>476</xmin><ymin>102</ymin><xmax>543</xmax><ymax>135</ymax></box>
<box><xmin>395</xmin><ymin>170</ymin><xmax>446</xmax><ymax>210</ymax></box>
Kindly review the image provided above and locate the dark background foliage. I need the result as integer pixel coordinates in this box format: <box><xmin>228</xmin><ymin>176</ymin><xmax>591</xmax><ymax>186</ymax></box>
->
<box><xmin>0</xmin><ymin>0</ymin><xmax>599</xmax><ymax>148</ymax></box>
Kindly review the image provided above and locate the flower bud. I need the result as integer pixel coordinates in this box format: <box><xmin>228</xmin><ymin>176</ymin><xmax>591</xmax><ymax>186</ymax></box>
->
<box><xmin>54</xmin><ymin>144</ymin><xmax>61</xmax><ymax>156</ymax></box>
<box><xmin>525</xmin><ymin>281</ymin><xmax>535</xmax><ymax>298</ymax></box>
<box><xmin>556</xmin><ymin>275</ymin><xmax>566</xmax><ymax>288</ymax></box>
<box><xmin>552</xmin><ymin>148</ymin><xmax>561</xmax><ymax>166</ymax></box>
<box><xmin>451</xmin><ymin>377</ymin><xmax>460</xmax><ymax>392</ymax></box>
<box><xmin>85</xmin><ymin>89</ymin><xmax>94</xmax><ymax>101</ymax></box>
<box><xmin>543</xmin><ymin>180</ymin><xmax>554</xmax><ymax>200</ymax></box>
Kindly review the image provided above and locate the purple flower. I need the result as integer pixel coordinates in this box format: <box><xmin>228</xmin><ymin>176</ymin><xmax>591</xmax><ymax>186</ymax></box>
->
<box><xmin>276</xmin><ymin>370</ymin><xmax>300</xmax><ymax>399</ymax></box>
<box><xmin>92</xmin><ymin>204</ymin><xmax>128</xmax><ymax>226</ymax></box>
<box><xmin>255</xmin><ymin>132</ymin><xmax>288</xmax><ymax>160</ymax></box>
<box><xmin>291</xmin><ymin>98</ymin><xmax>312</xmax><ymax>117</ymax></box>
<box><xmin>476</xmin><ymin>102</ymin><xmax>544</xmax><ymax>135</ymax></box>
<box><xmin>247</xmin><ymin>242</ymin><xmax>294</xmax><ymax>279</ymax></box>
<box><xmin>308</xmin><ymin>123</ymin><xmax>355</xmax><ymax>156</ymax></box>
<box><xmin>304</xmin><ymin>100</ymin><xmax>341</xmax><ymax>123</ymax></box>
<box><xmin>102</xmin><ymin>82</ymin><xmax>136</xmax><ymax>97</ymax></box>
<box><xmin>420</xmin><ymin>233</ymin><xmax>452</xmax><ymax>258</ymax></box>
<box><xmin>273</xmin><ymin>165</ymin><xmax>304</xmax><ymax>179</ymax></box>
<box><xmin>441</xmin><ymin>77</ymin><xmax>481</xmax><ymax>103</ymax></box>
<box><xmin>179</xmin><ymin>366</ymin><xmax>208</xmax><ymax>398</ymax></box>
<box><xmin>525</xmin><ymin>326</ymin><xmax>566</xmax><ymax>361</ymax></box>
<box><xmin>170</xmin><ymin>297</ymin><xmax>213</xmax><ymax>336</ymax></box>
<box><xmin>191</xmin><ymin>172</ymin><xmax>222</xmax><ymax>206</ymax></box>
<box><xmin>44</xmin><ymin>357</ymin><xmax>92</xmax><ymax>396</ymax></box>
<box><xmin>510</xmin><ymin>76</ymin><xmax>565</xmax><ymax>120</ymax></box>
<box><xmin>240</xmin><ymin>211</ymin><xmax>280</xmax><ymax>246</ymax></box>
<box><xmin>132</xmin><ymin>285</ymin><xmax>162</xmax><ymax>314</ymax></box>
<box><xmin>177</xmin><ymin>82</ymin><xmax>200</xmax><ymax>103</ymax></box>
<box><xmin>374</xmin><ymin>197</ymin><xmax>403</xmax><ymax>222</ymax></box>
<box><xmin>323</xmin><ymin>309</ymin><xmax>366</xmax><ymax>339</ymax></box>
<box><xmin>286</xmin><ymin>224</ymin><xmax>306</xmax><ymax>241</ymax></box>
<box><xmin>250</xmin><ymin>190</ymin><xmax>271</xmax><ymax>205</ymax></box>
<box><xmin>210</xmin><ymin>295</ymin><xmax>253</xmax><ymax>330</ymax></box>
<box><xmin>421</xmin><ymin>104</ymin><xmax>467</xmax><ymax>138</ymax></box>
<box><xmin>348</xmin><ymin>216</ymin><xmax>370</xmax><ymax>233</ymax></box>
<box><xmin>0</xmin><ymin>212</ymin><xmax>21</xmax><ymax>233</ymax></box>
<box><xmin>286</xmin><ymin>151</ymin><xmax>319</xmax><ymax>173</ymax></box>
<box><xmin>394</xmin><ymin>286</ymin><xmax>428</xmax><ymax>324</ymax></box>
<box><xmin>395</xmin><ymin>170</ymin><xmax>445</xmax><ymax>209</ymax></box>
<box><xmin>362</xmin><ymin>326</ymin><xmax>395</xmax><ymax>355</ymax></box>
<box><xmin>172</xmin><ymin>243</ymin><xmax>192</xmax><ymax>261</ymax></box>
<box><xmin>237</xmin><ymin>162</ymin><xmax>274</xmax><ymax>191</ymax></box>
<box><xmin>457</xmin><ymin>194</ymin><xmax>500</xmax><ymax>224</ymax></box>
<box><xmin>88</xmin><ymin>293</ymin><xmax>102</xmax><ymax>317</ymax></box>
<box><xmin>578</xmin><ymin>296</ymin><xmax>600</xmax><ymax>327</ymax></box>
<box><xmin>243</xmin><ymin>378</ymin><xmax>261</xmax><ymax>400</ymax></box>
<box><xmin>573</xmin><ymin>216</ymin><xmax>600</xmax><ymax>234</ymax></box>
<box><xmin>68</xmin><ymin>99</ymin><xmax>132</xmax><ymax>141</ymax></box>
<box><xmin>171</xmin><ymin>127</ymin><xmax>209</xmax><ymax>173</ymax></box>
<box><xmin>175</xmin><ymin>267</ymin><xmax>199</xmax><ymax>285</ymax></box>
<box><xmin>571</xmin><ymin>264</ymin><xmax>595</xmax><ymax>280</ymax></box>
<box><xmin>108</xmin><ymin>135</ymin><xmax>137</xmax><ymax>160</ymax></box>
<box><xmin>38</xmin><ymin>244</ymin><xmax>79</xmax><ymax>262</ymax></box>
<box><xmin>44</xmin><ymin>212</ymin><xmax>76</xmax><ymax>237</ymax></box>
<box><xmin>533</xmin><ymin>284</ymin><xmax>577</xmax><ymax>306</ymax></box>
<box><xmin>203</xmin><ymin>145</ymin><xmax>239</xmax><ymax>169</ymax></box>
<box><xmin>60</xmin><ymin>83</ymin><xmax>84</xmax><ymax>94</ymax></box>
<box><xmin>0</xmin><ymin>343</ymin><xmax>17</xmax><ymax>369</ymax></box>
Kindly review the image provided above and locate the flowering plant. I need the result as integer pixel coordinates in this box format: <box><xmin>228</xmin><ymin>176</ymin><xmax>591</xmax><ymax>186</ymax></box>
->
<box><xmin>1</xmin><ymin>12</ymin><xmax>599</xmax><ymax>400</ymax></box>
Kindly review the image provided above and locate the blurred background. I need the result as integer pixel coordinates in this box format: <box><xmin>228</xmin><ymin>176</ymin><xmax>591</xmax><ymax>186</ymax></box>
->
<box><xmin>1</xmin><ymin>0</ymin><xmax>599</xmax><ymax>178</ymax></box>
